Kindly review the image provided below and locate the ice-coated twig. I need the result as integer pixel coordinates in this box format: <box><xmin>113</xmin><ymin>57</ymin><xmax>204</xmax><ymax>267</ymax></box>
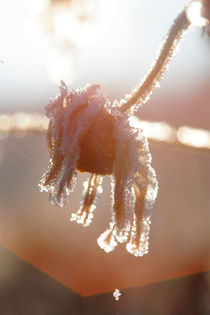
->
<box><xmin>119</xmin><ymin>10</ymin><xmax>190</xmax><ymax>113</ymax></box>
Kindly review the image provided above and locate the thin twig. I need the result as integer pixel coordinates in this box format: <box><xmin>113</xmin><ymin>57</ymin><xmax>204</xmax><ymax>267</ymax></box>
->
<box><xmin>120</xmin><ymin>10</ymin><xmax>190</xmax><ymax>113</ymax></box>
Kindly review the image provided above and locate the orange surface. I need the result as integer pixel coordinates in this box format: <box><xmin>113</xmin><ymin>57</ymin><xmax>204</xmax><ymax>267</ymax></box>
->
<box><xmin>1</xmin><ymin>139</ymin><xmax>210</xmax><ymax>296</ymax></box>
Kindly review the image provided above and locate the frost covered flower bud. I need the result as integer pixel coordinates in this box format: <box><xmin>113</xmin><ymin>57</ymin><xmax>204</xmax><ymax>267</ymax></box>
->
<box><xmin>39</xmin><ymin>81</ymin><xmax>158</xmax><ymax>257</ymax></box>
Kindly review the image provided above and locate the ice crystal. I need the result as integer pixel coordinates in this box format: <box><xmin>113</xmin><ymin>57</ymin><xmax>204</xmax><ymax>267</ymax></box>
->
<box><xmin>113</xmin><ymin>289</ymin><xmax>121</xmax><ymax>301</ymax></box>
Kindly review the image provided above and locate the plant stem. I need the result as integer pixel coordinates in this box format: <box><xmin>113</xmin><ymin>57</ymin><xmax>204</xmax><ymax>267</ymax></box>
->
<box><xmin>120</xmin><ymin>10</ymin><xmax>191</xmax><ymax>113</ymax></box>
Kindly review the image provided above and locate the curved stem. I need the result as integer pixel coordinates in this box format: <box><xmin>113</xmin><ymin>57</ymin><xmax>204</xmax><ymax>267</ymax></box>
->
<box><xmin>120</xmin><ymin>10</ymin><xmax>191</xmax><ymax>113</ymax></box>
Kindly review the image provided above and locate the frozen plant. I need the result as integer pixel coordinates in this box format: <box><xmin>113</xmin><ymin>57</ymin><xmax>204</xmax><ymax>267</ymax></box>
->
<box><xmin>39</xmin><ymin>81</ymin><xmax>158</xmax><ymax>256</ymax></box>
<box><xmin>39</xmin><ymin>1</ymin><xmax>209</xmax><ymax>256</ymax></box>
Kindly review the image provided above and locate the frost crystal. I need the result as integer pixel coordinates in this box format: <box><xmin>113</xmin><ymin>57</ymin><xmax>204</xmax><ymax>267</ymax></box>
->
<box><xmin>113</xmin><ymin>289</ymin><xmax>121</xmax><ymax>301</ymax></box>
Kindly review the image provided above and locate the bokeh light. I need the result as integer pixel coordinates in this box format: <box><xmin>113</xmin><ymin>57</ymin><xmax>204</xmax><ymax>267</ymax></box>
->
<box><xmin>21</xmin><ymin>0</ymin><xmax>50</xmax><ymax>15</ymax></box>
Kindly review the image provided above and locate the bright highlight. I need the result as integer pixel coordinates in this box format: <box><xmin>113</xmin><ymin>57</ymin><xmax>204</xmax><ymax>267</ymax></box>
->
<box><xmin>186</xmin><ymin>1</ymin><xmax>209</xmax><ymax>27</ymax></box>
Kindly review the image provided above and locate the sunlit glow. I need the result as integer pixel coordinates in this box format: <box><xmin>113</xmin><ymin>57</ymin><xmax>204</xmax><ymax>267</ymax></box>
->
<box><xmin>52</xmin><ymin>8</ymin><xmax>81</xmax><ymax>43</ymax></box>
<box><xmin>23</xmin><ymin>18</ymin><xmax>46</xmax><ymax>46</ymax></box>
<box><xmin>129</xmin><ymin>117</ymin><xmax>176</xmax><ymax>143</ymax></box>
<box><xmin>186</xmin><ymin>2</ymin><xmax>209</xmax><ymax>27</ymax></box>
<box><xmin>47</xmin><ymin>52</ymin><xmax>75</xmax><ymax>85</ymax></box>
<box><xmin>78</xmin><ymin>22</ymin><xmax>98</xmax><ymax>46</ymax></box>
<box><xmin>0</xmin><ymin>113</ymin><xmax>48</xmax><ymax>136</ymax></box>
<box><xmin>177</xmin><ymin>127</ymin><xmax>210</xmax><ymax>148</ymax></box>
<box><xmin>22</xmin><ymin>0</ymin><xmax>49</xmax><ymax>15</ymax></box>
<box><xmin>141</xmin><ymin>121</ymin><xmax>175</xmax><ymax>142</ymax></box>
<box><xmin>0</xmin><ymin>115</ymin><xmax>12</xmax><ymax>132</ymax></box>
<box><xmin>129</xmin><ymin>117</ymin><xmax>210</xmax><ymax>150</ymax></box>
<box><xmin>21</xmin><ymin>0</ymin><xmax>97</xmax><ymax>85</ymax></box>
<box><xmin>70</xmin><ymin>0</ymin><xmax>95</xmax><ymax>18</ymax></box>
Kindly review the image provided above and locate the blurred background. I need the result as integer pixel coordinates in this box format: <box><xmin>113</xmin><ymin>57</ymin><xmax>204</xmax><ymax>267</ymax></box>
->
<box><xmin>0</xmin><ymin>0</ymin><xmax>210</xmax><ymax>314</ymax></box>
